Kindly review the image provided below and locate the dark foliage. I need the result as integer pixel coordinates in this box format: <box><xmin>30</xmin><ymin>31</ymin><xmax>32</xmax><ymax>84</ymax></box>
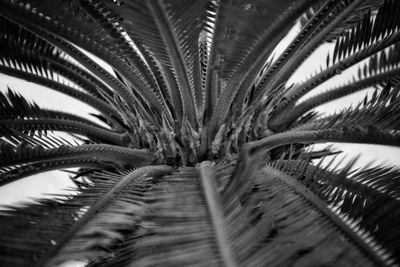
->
<box><xmin>0</xmin><ymin>0</ymin><xmax>400</xmax><ymax>266</ymax></box>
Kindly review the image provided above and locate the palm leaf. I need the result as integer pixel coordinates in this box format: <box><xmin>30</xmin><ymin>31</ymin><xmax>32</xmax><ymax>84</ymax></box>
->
<box><xmin>269</xmin><ymin>0</ymin><xmax>400</xmax><ymax>128</ymax></box>
<box><xmin>272</xmin><ymin>156</ymin><xmax>400</xmax><ymax>262</ymax></box>
<box><xmin>1</xmin><ymin>0</ymin><xmax>400</xmax><ymax>266</ymax></box>
<box><xmin>0</xmin><ymin>128</ymin><xmax>151</xmax><ymax>185</ymax></box>
<box><xmin>90</xmin><ymin>162</ymin><xmax>384</xmax><ymax>266</ymax></box>
<box><xmin>0</xmin><ymin>88</ymin><xmax>127</xmax><ymax>144</ymax></box>
<box><xmin>0</xmin><ymin>15</ymin><xmax>113</xmax><ymax>103</ymax></box>
<box><xmin>269</xmin><ymin>43</ymin><xmax>400</xmax><ymax>130</ymax></box>
<box><xmin>207</xmin><ymin>0</ymin><xmax>319</xmax><ymax>137</ymax></box>
<box><xmin>0</xmin><ymin>166</ymin><xmax>172</xmax><ymax>267</ymax></box>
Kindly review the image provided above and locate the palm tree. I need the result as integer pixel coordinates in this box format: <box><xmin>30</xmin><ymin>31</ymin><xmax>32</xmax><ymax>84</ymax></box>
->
<box><xmin>1</xmin><ymin>0</ymin><xmax>400</xmax><ymax>266</ymax></box>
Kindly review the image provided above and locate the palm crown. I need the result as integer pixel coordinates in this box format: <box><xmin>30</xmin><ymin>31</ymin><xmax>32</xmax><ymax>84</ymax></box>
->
<box><xmin>1</xmin><ymin>0</ymin><xmax>400</xmax><ymax>266</ymax></box>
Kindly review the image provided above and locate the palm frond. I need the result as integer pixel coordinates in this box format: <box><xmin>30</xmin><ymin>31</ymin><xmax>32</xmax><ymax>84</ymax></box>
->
<box><xmin>272</xmin><ymin>155</ymin><xmax>400</xmax><ymax>263</ymax></box>
<box><xmin>0</xmin><ymin>131</ymin><xmax>151</xmax><ymax>185</ymax></box>
<box><xmin>89</xmin><ymin>162</ymin><xmax>386</xmax><ymax>266</ymax></box>
<box><xmin>0</xmin><ymin>1</ymin><xmax>158</xmax><ymax>121</ymax></box>
<box><xmin>0</xmin><ymin>88</ymin><xmax>127</xmax><ymax>144</ymax></box>
<box><xmin>0</xmin><ymin>166</ymin><xmax>173</xmax><ymax>267</ymax></box>
<box><xmin>207</xmin><ymin>0</ymin><xmax>319</xmax><ymax>138</ymax></box>
<box><xmin>0</xmin><ymin>142</ymin><xmax>150</xmax><ymax>171</ymax></box>
<box><xmin>263</xmin><ymin>163</ymin><xmax>396</xmax><ymax>266</ymax></box>
<box><xmin>248</xmin><ymin>0</ymin><xmax>361</xmax><ymax>108</ymax></box>
<box><xmin>0</xmin><ymin>59</ymin><xmax>119</xmax><ymax>120</ymax></box>
<box><xmin>246</xmin><ymin>124</ymin><xmax>400</xmax><ymax>158</ymax></box>
<box><xmin>267</xmin><ymin>0</ymin><xmax>400</xmax><ymax>131</ymax></box>
<box><xmin>270</xmin><ymin>45</ymin><xmax>400</xmax><ymax>130</ymax></box>
<box><xmin>91</xmin><ymin>0</ymin><xmax>207</xmax><ymax>127</ymax></box>
<box><xmin>0</xmin><ymin>15</ymin><xmax>112</xmax><ymax>101</ymax></box>
<box><xmin>1</xmin><ymin>0</ymin><xmax>400</xmax><ymax>266</ymax></box>
<box><xmin>295</xmin><ymin>80</ymin><xmax>400</xmax><ymax>132</ymax></box>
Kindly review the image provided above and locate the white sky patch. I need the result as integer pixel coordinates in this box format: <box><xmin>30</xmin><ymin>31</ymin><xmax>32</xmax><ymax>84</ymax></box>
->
<box><xmin>267</xmin><ymin>22</ymin><xmax>302</xmax><ymax>64</ymax></box>
<box><xmin>0</xmin><ymin>170</ymin><xmax>77</xmax><ymax>209</ymax></box>
<box><xmin>0</xmin><ymin>73</ymin><xmax>101</xmax><ymax>121</ymax></box>
<box><xmin>58</xmin><ymin>260</ymin><xmax>87</xmax><ymax>267</ymax></box>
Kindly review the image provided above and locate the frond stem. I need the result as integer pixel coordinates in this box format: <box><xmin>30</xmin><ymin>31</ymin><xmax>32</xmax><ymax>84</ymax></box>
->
<box><xmin>263</xmin><ymin>165</ymin><xmax>390</xmax><ymax>267</ymax></box>
<box><xmin>0</xmin><ymin>159</ymin><xmax>106</xmax><ymax>186</ymax></box>
<box><xmin>2</xmin><ymin>118</ymin><xmax>128</xmax><ymax>145</ymax></box>
<box><xmin>199</xmin><ymin>162</ymin><xmax>239</xmax><ymax>267</ymax></box>
<box><xmin>147</xmin><ymin>0</ymin><xmax>198</xmax><ymax>128</ymax></box>
<box><xmin>246</xmin><ymin>128</ymin><xmax>400</xmax><ymax>156</ymax></box>
<box><xmin>254</xmin><ymin>0</ymin><xmax>363</xmax><ymax>107</ymax></box>
<box><xmin>269</xmin><ymin>66</ymin><xmax>400</xmax><ymax>130</ymax></box>
<box><xmin>269</xmin><ymin>31</ymin><xmax>400</xmax><ymax>131</ymax></box>
<box><xmin>40</xmin><ymin>165</ymin><xmax>173</xmax><ymax>267</ymax></box>
<box><xmin>0</xmin><ymin>65</ymin><xmax>120</xmax><ymax>119</ymax></box>
<box><xmin>0</xmin><ymin>144</ymin><xmax>151</xmax><ymax>169</ymax></box>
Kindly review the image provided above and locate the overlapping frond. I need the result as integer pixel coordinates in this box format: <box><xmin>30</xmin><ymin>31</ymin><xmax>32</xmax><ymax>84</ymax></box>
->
<box><xmin>0</xmin><ymin>166</ymin><xmax>173</xmax><ymax>267</ymax></box>
<box><xmin>91</xmin><ymin>0</ymin><xmax>210</xmax><ymax>126</ymax></box>
<box><xmin>0</xmin><ymin>16</ymin><xmax>129</xmax><ymax>125</ymax></box>
<box><xmin>0</xmin><ymin>125</ymin><xmax>151</xmax><ymax>185</ymax></box>
<box><xmin>1</xmin><ymin>0</ymin><xmax>400</xmax><ymax>266</ymax></box>
<box><xmin>271</xmin><ymin>47</ymin><xmax>400</xmax><ymax>130</ymax></box>
<box><xmin>207</xmin><ymin>0</ymin><xmax>319</xmax><ymax>137</ymax></box>
<box><xmin>267</xmin><ymin>0</ymin><xmax>400</xmax><ymax>132</ymax></box>
<box><xmin>294</xmin><ymin>80</ymin><xmax>400</xmax><ymax>132</ymax></box>
<box><xmin>271</xmin><ymin>154</ymin><xmax>400</xmax><ymax>263</ymax></box>
<box><xmin>0</xmin><ymin>88</ymin><xmax>127</xmax><ymax>144</ymax></box>
<box><xmin>82</xmin><ymin>162</ymin><xmax>380</xmax><ymax>266</ymax></box>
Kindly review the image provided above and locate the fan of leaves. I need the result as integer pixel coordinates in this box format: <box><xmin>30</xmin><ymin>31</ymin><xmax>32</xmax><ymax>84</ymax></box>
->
<box><xmin>1</xmin><ymin>0</ymin><xmax>400</xmax><ymax>266</ymax></box>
